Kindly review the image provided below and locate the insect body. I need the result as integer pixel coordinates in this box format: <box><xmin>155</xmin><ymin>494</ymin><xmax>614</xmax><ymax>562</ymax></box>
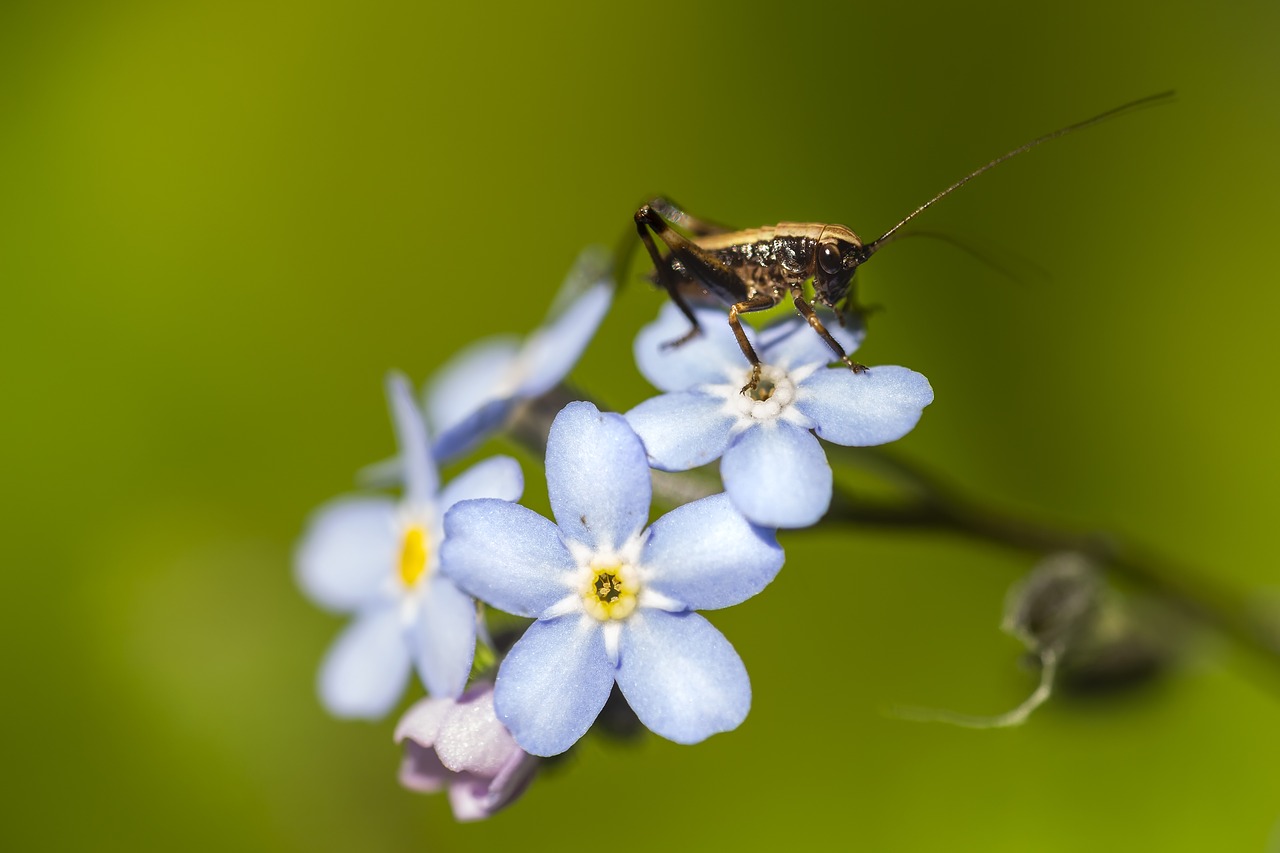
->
<box><xmin>634</xmin><ymin>92</ymin><xmax>1173</xmax><ymax>393</ymax></box>
<box><xmin>635</xmin><ymin>204</ymin><xmax>870</xmax><ymax>392</ymax></box>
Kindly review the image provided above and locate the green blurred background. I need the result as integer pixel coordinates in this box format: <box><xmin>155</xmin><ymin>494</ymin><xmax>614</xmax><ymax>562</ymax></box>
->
<box><xmin>3</xmin><ymin>0</ymin><xmax>1278</xmax><ymax>849</ymax></box>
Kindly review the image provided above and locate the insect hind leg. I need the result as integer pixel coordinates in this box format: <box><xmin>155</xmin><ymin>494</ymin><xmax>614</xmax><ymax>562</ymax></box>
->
<box><xmin>635</xmin><ymin>206</ymin><xmax>704</xmax><ymax>348</ymax></box>
<box><xmin>636</xmin><ymin>205</ymin><xmax>765</xmax><ymax>381</ymax></box>
<box><xmin>645</xmin><ymin>197</ymin><xmax>735</xmax><ymax>238</ymax></box>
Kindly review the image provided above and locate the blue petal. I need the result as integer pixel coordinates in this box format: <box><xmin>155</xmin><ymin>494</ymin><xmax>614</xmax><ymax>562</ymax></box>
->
<box><xmin>295</xmin><ymin>497</ymin><xmax>397</xmax><ymax>612</ymax></box>
<box><xmin>411</xmin><ymin>576</ymin><xmax>477</xmax><ymax>699</ymax></box>
<box><xmin>641</xmin><ymin>493</ymin><xmax>784</xmax><ymax>610</ymax></box>
<box><xmin>432</xmin><ymin>399</ymin><xmax>514</xmax><ymax>462</ymax></box>
<box><xmin>634</xmin><ymin>303</ymin><xmax>753</xmax><ymax>392</ymax></box>
<box><xmin>319</xmin><ymin>606</ymin><xmax>411</xmax><ymax>720</ymax></box>
<box><xmin>439</xmin><ymin>456</ymin><xmax>524</xmax><ymax>510</ymax></box>
<box><xmin>625</xmin><ymin>392</ymin><xmax>737</xmax><ymax>471</ymax></box>
<box><xmin>546</xmin><ymin>402</ymin><xmax>651</xmax><ymax>552</ymax></box>
<box><xmin>757</xmin><ymin>310</ymin><xmax>865</xmax><ymax>371</ymax></box>
<box><xmin>794</xmin><ymin>365</ymin><xmax>934</xmax><ymax>446</ymax></box>
<box><xmin>355</xmin><ymin>455</ymin><xmax>401</xmax><ymax>489</ymax></box>
<box><xmin>616</xmin><ymin>610</ymin><xmax>750</xmax><ymax>744</ymax></box>
<box><xmin>387</xmin><ymin>372</ymin><xmax>439</xmax><ymax>506</ymax></box>
<box><xmin>440</xmin><ymin>499</ymin><xmax>577</xmax><ymax>618</ymax></box>
<box><xmin>518</xmin><ymin>247</ymin><xmax>615</xmax><ymax>397</ymax></box>
<box><xmin>425</xmin><ymin>336</ymin><xmax>520</xmax><ymax>455</ymax></box>
<box><xmin>519</xmin><ymin>282</ymin><xmax>612</xmax><ymax>398</ymax></box>
<box><xmin>493</xmin><ymin>616</ymin><xmax>614</xmax><ymax>756</ymax></box>
<box><xmin>720</xmin><ymin>421</ymin><xmax>832</xmax><ymax>528</ymax></box>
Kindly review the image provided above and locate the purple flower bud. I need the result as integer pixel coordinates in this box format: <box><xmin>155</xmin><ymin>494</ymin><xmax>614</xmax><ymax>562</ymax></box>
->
<box><xmin>394</xmin><ymin>682</ymin><xmax>538</xmax><ymax>821</ymax></box>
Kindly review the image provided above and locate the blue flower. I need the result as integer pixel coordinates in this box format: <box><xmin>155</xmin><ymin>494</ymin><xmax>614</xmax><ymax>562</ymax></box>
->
<box><xmin>295</xmin><ymin>373</ymin><xmax>523</xmax><ymax>718</ymax></box>
<box><xmin>426</xmin><ymin>247</ymin><xmax>614</xmax><ymax>461</ymax></box>
<box><xmin>625</xmin><ymin>303</ymin><xmax>934</xmax><ymax>529</ymax></box>
<box><xmin>440</xmin><ymin>401</ymin><xmax>784</xmax><ymax>756</ymax></box>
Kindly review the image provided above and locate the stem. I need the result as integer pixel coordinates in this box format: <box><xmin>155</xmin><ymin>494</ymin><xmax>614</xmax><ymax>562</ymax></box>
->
<box><xmin>824</xmin><ymin>446</ymin><xmax>1280</xmax><ymax>681</ymax></box>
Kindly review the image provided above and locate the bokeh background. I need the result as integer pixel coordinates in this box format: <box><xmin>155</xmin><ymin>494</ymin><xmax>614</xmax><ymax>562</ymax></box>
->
<box><xmin>4</xmin><ymin>0</ymin><xmax>1278</xmax><ymax>850</ymax></box>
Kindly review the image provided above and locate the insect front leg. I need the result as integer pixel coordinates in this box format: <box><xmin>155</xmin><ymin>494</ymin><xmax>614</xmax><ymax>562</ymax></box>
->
<box><xmin>792</xmin><ymin>289</ymin><xmax>868</xmax><ymax>374</ymax></box>
<box><xmin>730</xmin><ymin>292</ymin><xmax>782</xmax><ymax>395</ymax></box>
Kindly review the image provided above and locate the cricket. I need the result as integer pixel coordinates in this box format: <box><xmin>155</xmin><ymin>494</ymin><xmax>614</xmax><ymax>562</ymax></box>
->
<box><xmin>634</xmin><ymin>91</ymin><xmax>1174</xmax><ymax>394</ymax></box>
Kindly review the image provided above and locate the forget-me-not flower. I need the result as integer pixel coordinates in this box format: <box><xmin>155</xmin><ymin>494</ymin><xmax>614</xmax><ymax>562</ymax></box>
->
<box><xmin>441</xmin><ymin>402</ymin><xmax>784</xmax><ymax>756</ymax></box>
<box><xmin>625</xmin><ymin>303</ymin><xmax>934</xmax><ymax>529</ymax></box>
<box><xmin>295</xmin><ymin>373</ymin><xmax>523</xmax><ymax>718</ymax></box>
<box><xmin>426</xmin><ymin>246</ymin><xmax>614</xmax><ymax>460</ymax></box>
<box><xmin>395</xmin><ymin>681</ymin><xmax>538</xmax><ymax>821</ymax></box>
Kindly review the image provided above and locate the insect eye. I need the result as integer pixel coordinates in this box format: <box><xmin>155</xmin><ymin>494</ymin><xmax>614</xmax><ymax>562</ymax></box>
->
<box><xmin>818</xmin><ymin>243</ymin><xmax>842</xmax><ymax>275</ymax></box>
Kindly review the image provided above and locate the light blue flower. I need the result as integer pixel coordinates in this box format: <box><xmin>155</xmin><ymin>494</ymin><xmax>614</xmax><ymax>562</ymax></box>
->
<box><xmin>440</xmin><ymin>402</ymin><xmax>784</xmax><ymax>757</ymax></box>
<box><xmin>426</xmin><ymin>247</ymin><xmax>614</xmax><ymax>461</ymax></box>
<box><xmin>625</xmin><ymin>303</ymin><xmax>934</xmax><ymax>529</ymax></box>
<box><xmin>295</xmin><ymin>373</ymin><xmax>523</xmax><ymax>719</ymax></box>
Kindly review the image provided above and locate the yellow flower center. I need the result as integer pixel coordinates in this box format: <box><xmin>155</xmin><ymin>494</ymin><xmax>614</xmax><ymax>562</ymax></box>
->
<box><xmin>398</xmin><ymin>525</ymin><xmax>429</xmax><ymax>588</ymax></box>
<box><xmin>582</xmin><ymin>563</ymin><xmax>638</xmax><ymax>621</ymax></box>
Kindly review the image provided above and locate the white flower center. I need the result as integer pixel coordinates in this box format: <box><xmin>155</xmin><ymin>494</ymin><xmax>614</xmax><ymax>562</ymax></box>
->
<box><xmin>732</xmin><ymin>364</ymin><xmax>796</xmax><ymax>421</ymax></box>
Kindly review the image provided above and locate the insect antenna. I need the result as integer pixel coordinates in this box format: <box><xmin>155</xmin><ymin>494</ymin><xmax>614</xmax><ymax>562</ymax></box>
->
<box><xmin>870</xmin><ymin>228</ymin><xmax>1054</xmax><ymax>289</ymax></box>
<box><xmin>861</xmin><ymin>90</ymin><xmax>1176</xmax><ymax>261</ymax></box>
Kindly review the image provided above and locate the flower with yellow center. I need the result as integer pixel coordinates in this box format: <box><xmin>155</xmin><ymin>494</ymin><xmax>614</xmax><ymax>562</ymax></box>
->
<box><xmin>442</xmin><ymin>402</ymin><xmax>786</xmax><ymax>757</ymax></box>
<box><xmin>296</xmin><ymin>373</ymin><xmax>524</xmax><ymax>719</ymax></box>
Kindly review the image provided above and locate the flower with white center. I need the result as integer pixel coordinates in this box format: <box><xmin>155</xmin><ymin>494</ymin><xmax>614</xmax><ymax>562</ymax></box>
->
<box><xmin>295</xmin><ymin>373</ymin><xmax>523</xmax><ymax>719</ymax></box>
<box><xmin>625</xmin><ymin>303</ymin><xmax>934</xmax><ymax>529</ymax></box>
<box><xmin>440</xmin><ymin>401</ymin><xmax>784</xmax><ymax>757</ymax></box>
<box><xmin>395</xmin><ymin>682</ymin><xmax>538</xmax><ymax>821</ymax></box>
<box><xmin>426</xmin><ymin>246</ymin><xmax>614</xmax><ymax>461</ymax></box>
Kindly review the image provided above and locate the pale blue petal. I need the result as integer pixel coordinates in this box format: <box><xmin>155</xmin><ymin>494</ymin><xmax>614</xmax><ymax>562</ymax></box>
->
<box><xmin>432</xmin><ymin>399</ymin><xmax>514</xmax><ymax>462</ymax></box>
<box><xmin>387</xmin><ymin>372</ymin><xmax>439</xmax><ymax>506</ymax></box>
<box><xmin>634</xmin><ymin>303</ymin><xmax>752</xmax><ymax>392</ymax></box>
<box><xmin>493</xmin><ymin>616</ymin><xmax>614</xmax><ymax>757</ymax></box>
<box><xmin>546</xmin><ymin>402</ymin><xmax>651</xmax><ymax>552</ymax></box>
<box><xmin>295</xmin><ymin>497</ymin><xmax>397</xmax><ymax>612</ymax></box>
<box><xmin>624</xmin><ymin>392</ymin><xmax>736</xmax><ymax>471</ymax></box>
<box><xmin>795</xmin><ymin>365</ymin><xmax>934</xmax><ymax>446</ymax></box>
<box><xmin>318</xmin><ymin>606</ymin><xmax>411</xmax><ymax>720</ymax></box>
<box><xmin>425</xmin><ymin>336</ymin><xmax>520</xmax><ymax>442</ymax></box>
<box><xmin>758</xmin><ymin>310</ymin><xmax>865</xmax><ymax>371</ymax></box>
<box><xmin>412</xmin><ymin>576</ymin><xmax>477</xmax><ymax>699</ymax></box>
<box><xmin>355</xmin><ymin>455</ymin><xmax>400</xmax><ymax>489</ymax></box>
<box><xmin>519</xmin><ymin>255</ymin><xmax>614</xmax><ymax>397</ymax></box>
<box><xmin>616</xmin><ymin>610</ymin><xmax>750</xmax><ymax>744</ymax></box>
<box><xmin>721</xmin><ymin>422</ymin><xmax>832</xmax><ymax>528</ymax></box>
<box><xmin>439</xmin><ymin>456</ymin><xmax>524</xmax><ymax>511</ymax></box>
<box><xmin>440</xmin><ymin>499</ymin><xmax>577</xmax><ymax>618</ymax></box>
<box><xmin>641</xmin><ymin>493</ymin><xmax>784</xmax><ymax>610</ymax></box>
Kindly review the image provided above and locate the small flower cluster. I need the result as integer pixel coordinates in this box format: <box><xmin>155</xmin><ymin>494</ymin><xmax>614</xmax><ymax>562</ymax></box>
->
<box><xmin>296</xmin><ymin>248</ymin><xmax>933</xmax><ymax>820</ymax></box>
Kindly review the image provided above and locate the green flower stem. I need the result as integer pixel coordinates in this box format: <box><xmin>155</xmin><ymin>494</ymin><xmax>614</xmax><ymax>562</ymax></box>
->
<box><xmin>824</xmin><ymin>445</ymin><xmax>1280</xmax><ymax>685</ymax></box>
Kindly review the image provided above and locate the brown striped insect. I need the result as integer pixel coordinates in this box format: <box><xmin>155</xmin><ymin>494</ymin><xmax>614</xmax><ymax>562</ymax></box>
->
<box><xmin>634</xmin><ymin>92</ymin><xmax>1173</xmax><ymax>393</ymax></box>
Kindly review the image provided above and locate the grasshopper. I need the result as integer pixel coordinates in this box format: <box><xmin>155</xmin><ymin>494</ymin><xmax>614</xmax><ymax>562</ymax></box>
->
<box><xmin>634</xmin><ymin>92</ymin><xmax>1173</xmax><ymax>393</ymax></box>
